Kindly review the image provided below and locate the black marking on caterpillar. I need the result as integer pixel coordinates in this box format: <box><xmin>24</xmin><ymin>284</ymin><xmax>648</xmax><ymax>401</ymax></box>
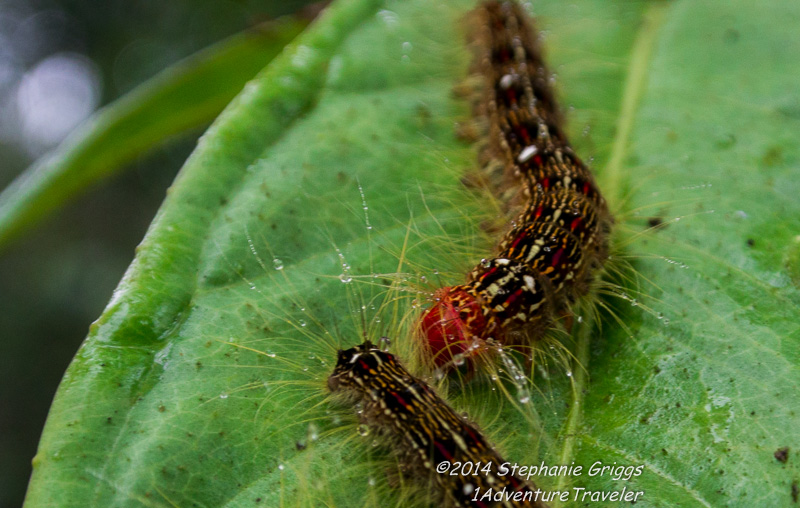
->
<box><xmin>328</xmin><ymin>341</ymin><xmax>549</xmax><ymax>508</ymax></box>
<box><xmin>420</xmin><ymin>0</ymin><xmax>613</xmax><ymax>367</ymax></box>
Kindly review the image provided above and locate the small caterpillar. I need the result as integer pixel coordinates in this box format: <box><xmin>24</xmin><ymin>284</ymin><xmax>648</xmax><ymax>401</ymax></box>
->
<box><xmin>328</xmin><ymin>341</ymin><xmax>548</xmax><ymax>508</ymax></box>
<box><xmin>420</xmin><ymin>0</ymin><xmax>613</xmax><ymax>367</ymax></box>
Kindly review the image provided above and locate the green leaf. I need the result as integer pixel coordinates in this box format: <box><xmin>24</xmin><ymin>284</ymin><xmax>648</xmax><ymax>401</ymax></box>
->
<box><xmin>25</xmin><ymin>0</ymin><xmax>800</xmax><ymax>507</ymax></box>
<box><xmin>0</xmin><ymin>17</ymin><xmax>306</xmax><ymax>249</ymax></box>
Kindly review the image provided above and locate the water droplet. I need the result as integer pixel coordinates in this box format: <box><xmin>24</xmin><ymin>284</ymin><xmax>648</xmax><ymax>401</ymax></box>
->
<box><xmin>402</xmin><ymin>41</ymin><xmax>413</xmax><ymax>53</ymax></box>
<box><xmin>498</xmin><ymin>348</ymin><xmax>531</xmax><ymax>404</ymax></box>
<box><xmin>308</xmin><ymin>423</ymin><xmax>319</xmax><ymax>441</ymax></box>
<box><xmin>378</xmin><ymin>336</ymin><xmax>392</xmax><ymax>352</ymax></box>
<box><xmin>339</xmin><ymin>274</ymin><xmax>353</xmax><ymax>284</ymax></box>
<box><xmin>576</xmin><ymin>315</ymin><xmax>583</xmax><ymax>323</ymax></box>
<box><xmin>357</xmin><ymin>424</ymin><xmax>370</xmax><ymax>437</ymax></box>
<box><xmin>219</xmin><ymin>392</ymin><xmax>228</xmax><ymax>399</ymax></box>
<box><xmin>377</xmin><ymin>9</ymin><xmax>399</xmax><ymax>27</ymax></box>
<box><xmin>279</xmin><ymin>75</ymin><xmax>295</xmax><ymax>90</ymax></box>
<box><xmin>291</xmin><ymin>45</ymin><xmax>313</xmax><ymax>69</ymax></box>
<box><xmin>278</xmin><ymin>464</ymin><xmax>285</xmax><ymax>471</ymax></box>
<box><xmin>480</xmin><ymin>258</ymin><xmax>491</xmax><ymax>268</ymax></box>
<box><xmin>566</xmin><ymin>371</ymin><xmax>573</xmax><ymax>378</ymax></box>
<box><xmin>299</xmin><ymin>319</ymin><xmax>307</xmax><ymax>327</ymax></box>
<box><xmin>368</xmin><ymin>476</ymin><xmax>376</xmax><ymax>487</ymax></box>
<box><xmin>463</xmin><ymin>483</ymin><xmax>475</xmax><ymax>495</ymax></box>
<box><xmin>271</xmin><ymin>258</ymin><xmax>284</xmax><ymax>270</ymax></box>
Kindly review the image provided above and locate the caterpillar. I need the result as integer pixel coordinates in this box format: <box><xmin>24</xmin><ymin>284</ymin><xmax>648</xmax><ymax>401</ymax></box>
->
<box><xmin>419</xmin><ymin>0</ymin><xmax>613</xmax><ymax>367</ymax></box>
<box><xmin>328</xmin><ymin>341</ymin><xmax>549</xmax><ymax>508</ymax></box>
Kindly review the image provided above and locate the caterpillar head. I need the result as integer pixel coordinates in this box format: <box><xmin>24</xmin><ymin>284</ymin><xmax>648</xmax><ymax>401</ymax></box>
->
<box><xmin>419</xmin><ymin>285</ymin><xmax>488</xmax><ymax>367</ymax></box>
<box><xmin>327</xmin><ymin>341</ymin><xmax>395</xmax><ymax>392</ymax></box>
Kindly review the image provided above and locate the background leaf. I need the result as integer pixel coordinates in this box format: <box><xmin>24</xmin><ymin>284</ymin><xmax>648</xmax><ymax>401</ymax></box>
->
<box><xmin>24</xmin><ymin>0</ymin><xmax>800</xmax><ymax>507</ymax></box>
<box><xmin>0</xmin><ymin>17</ymin><xmax>306</xmax><ymax>249</ymax></box>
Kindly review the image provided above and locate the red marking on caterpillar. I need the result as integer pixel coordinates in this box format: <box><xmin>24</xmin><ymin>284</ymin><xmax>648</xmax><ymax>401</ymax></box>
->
<box><xmin>420</xmin><ymin>1</ymin><xmax>613</xmax><ymax>367</ymax></box>
<box><xmin>328</xmin><ymin>341</ymin><xmax>548</xmax><ymax>507</ymax></box>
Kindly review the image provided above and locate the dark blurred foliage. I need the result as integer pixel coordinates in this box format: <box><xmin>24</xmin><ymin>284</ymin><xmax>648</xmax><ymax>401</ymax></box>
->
<box><xmin>0</xmin><ymin>1</ymin><xmax>315</xmax><ymax>506</ymax></box>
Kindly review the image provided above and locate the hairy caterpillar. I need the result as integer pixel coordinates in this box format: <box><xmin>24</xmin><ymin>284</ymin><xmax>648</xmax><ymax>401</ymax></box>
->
<box><xmin>420</xmin><ymin>0</ymin><xmax>613</xmax><ymax>367</ymax></box>
<box><xmin>328</xmin><ymin>341</ymin><xmax>549</xmax><ymax>508</ymax></box>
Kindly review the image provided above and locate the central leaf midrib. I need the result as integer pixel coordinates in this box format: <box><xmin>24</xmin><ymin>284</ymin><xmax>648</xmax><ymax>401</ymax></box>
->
<box><xmin>552</xmin><ymin>1</ymin><xmax>670</xmax><ymax>500</ymax></box>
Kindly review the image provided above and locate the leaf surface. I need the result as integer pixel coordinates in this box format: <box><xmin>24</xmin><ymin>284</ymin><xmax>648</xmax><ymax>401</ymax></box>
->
<box><xmin>25</xmin><ymin>0</ymin><xmax>800</xmax><ymax>507</ymax></box>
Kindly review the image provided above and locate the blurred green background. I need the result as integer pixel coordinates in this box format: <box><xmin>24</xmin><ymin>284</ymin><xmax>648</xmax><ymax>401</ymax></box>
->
<box><xmin>0</xmin><ymin>1</ymin><xmax>313</xmax><ymax>506</ymax></box>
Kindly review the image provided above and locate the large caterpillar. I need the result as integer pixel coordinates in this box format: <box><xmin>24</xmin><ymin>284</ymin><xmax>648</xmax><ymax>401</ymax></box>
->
<box><xmin>328</xmin><ymin>341</ymin><xmax>550</xmax><ymax>508</ymax></box>
<box><xmin>420</xmin><ymin>1</ymin><xmax>613</xmax><ymax>367</ymax></box>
